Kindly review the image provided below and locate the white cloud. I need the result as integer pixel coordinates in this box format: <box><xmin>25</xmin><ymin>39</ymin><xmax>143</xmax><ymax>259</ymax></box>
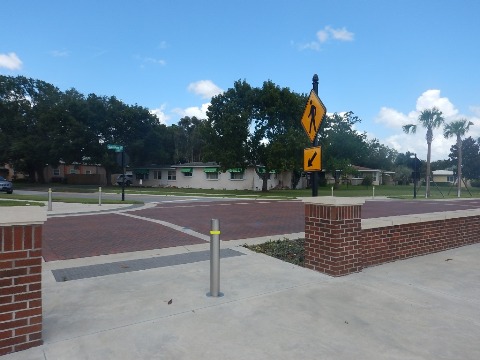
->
<box><xmin>299</xmin><ymin>26</ymin><xmax>354</xmax><ymax>51</ymax></box>
<box><xmin>149</xmin><ymin>104</ymin><xmax>170</xmax><ymax>125</ymax></box>
<box><xmin>173</xmin><ymin>103</ymin><xmax>210</xmax><ymax>120</ymax></box>
<box><xmin>316</xmin><ymin>30</ymin><xmax>329</xmax><ymax>43</ymax></box>
<box><xmin>326</xmin><ymin>26</ymin><xmax>354</xmax><ymax>41</ymax></box>
<box><xmin>383</xmin><ymin>131</ymin><xmax>453</xmax><ymax>162</ymax></box>
<box><xmin>375</xmin><ymin>107</ymin><xmax>416</xmax><ymax>128</ymax></box>
<box><xmin>415</xmin><ymin>89</ymin><xmax>458</xmax><ymax>119</ymax></box>
<box><xmin>136</xmin><ymin>55</ymin><xmax>166</xmax><ymax>68</ymax></box>
<box><xmin>298</xmin><ymin>41</ymin><xmax>321</xmax><ymax>51</ymax></box>
<box><xmin>0</xmin><ymin>52</ymin><xmax>23</xmax><ymax>70</ymax></box>
<box><xmin>144</xmin><ymin>57</ymin><xmax>166</xmax><ymax>66</ymax></box>
<box><xmin>469</xmin><ymin>105</ymin><xmax>480</xmax><ymax>117</ymax></box>
<box><xmin>51</xmin><ymin>50</ymin><xmax>69</xmax><ymax>57</ymax></box>
<box><xmin>187</xmin><ymin>80</ymin><xmax>223</xmax><ymax>99</ymax></box>
<box><xmin>375</xmin><ymin>89</ymin><xmax>480</xmax><ymax>161</ymax></box>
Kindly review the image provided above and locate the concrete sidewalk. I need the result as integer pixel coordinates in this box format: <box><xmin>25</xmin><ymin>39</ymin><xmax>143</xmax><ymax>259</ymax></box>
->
<box><xmin>4</xmin><ymin>201</ymin><xmax>480</xmax><ymax>359</ymax></box>
<box><xmin>4</xmin><ymin>238</ymin><xmax>480</xmax><ymax>359</ymax></box>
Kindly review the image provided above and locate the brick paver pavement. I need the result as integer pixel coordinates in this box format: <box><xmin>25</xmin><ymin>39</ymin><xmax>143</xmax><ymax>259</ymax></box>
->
<box><xmin>43</xmin><ymin>198</ymin><xmax>480</xmax><ymax>261</ymax></box>
<box><xmin>130</xmin><ymin>200</ymin><xmax>304</xmax><ymax>241</ymax></box>
<box><xmin>43</xmin><ymin>213</ymin><xmax>206</xmax><ymax>261</ymax></box>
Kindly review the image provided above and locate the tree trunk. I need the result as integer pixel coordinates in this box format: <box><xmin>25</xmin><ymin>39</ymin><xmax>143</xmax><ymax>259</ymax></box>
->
<box><xmin>426</xmin><ymin>140</ymin><xmax>431</xmax><ymax>198</ymax></box>
<box><xmin>35</xmin><ymin>165</ymin><xmax>46</xmax><ymax>184</ymax></box>
<box><xmin>262</xmin><ymin>174</ymin><xmax>268</xmax><ymax>192</ymax></box>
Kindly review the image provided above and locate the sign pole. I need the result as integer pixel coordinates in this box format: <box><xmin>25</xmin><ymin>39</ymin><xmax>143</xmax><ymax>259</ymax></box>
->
<box><xmin>121</xmin><ymin>148</ymin><xmax>125</xmax><ymax>201</ymax></box>
<box><xmin>300</xmin><ymin>74</ymin><xmax>326</xmax><ymax>197</ymax></box>
<box><xmin>312</xmin><ymin>74</ymin><xmax>319</xmax><ymax>197</ymax></box>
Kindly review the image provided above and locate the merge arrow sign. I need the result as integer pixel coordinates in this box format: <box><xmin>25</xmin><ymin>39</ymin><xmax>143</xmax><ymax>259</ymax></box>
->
<box><xmin>307</xmin><ymin>151</ymin><xmax>318</xmax><ymax>167</ymax></box>
<box><xmin>304</xmin><ymin>146</ymin><xmax>321</xmax><ymax>171</ymax></box>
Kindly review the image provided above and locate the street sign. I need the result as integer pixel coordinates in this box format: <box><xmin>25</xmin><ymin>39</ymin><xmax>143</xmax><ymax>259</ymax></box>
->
<box><xmin>301</xmin><ymin>90</ymin><xmax>327</xmax><ymax>143</ymax></box>
<box><xmin>304</xmin><ymin>146</ymin><xmax>321</xmax><ymax>171</ymax></box>
<box><xmin>107</xmin><ymin>144</ymin><xmax>124</xmax><ymax>152</ymax></box>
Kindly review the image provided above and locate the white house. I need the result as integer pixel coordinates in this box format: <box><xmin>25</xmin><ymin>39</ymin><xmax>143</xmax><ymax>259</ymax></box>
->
<box><xmin>431</xmin><ymin>169</ymin><xmax>464</xmax><ymax>187</ymax></box>
<box><xmin>127</xmin><ymin>162</ymin><xmax>295</xmax><ymax>191</ymax></box>
<box><xmin>324</xmin><ymin>166</ymin><xmax>394</xmax><ymax>186</ymax></box>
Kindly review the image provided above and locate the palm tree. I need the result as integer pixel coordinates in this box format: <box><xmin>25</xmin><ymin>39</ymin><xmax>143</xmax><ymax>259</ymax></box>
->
<box><xmin>443</xmin><ymin>119</ymin><xmax>474</xmax><ymax>197</ymax></box>
<box><xmin>402</xmin><ymin>107</ymin><xmax>444</xmax><ymax>198</ymax></box>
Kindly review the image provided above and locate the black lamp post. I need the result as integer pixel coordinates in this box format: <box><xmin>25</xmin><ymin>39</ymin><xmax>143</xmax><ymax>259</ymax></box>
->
<box><xmin>410</xmin><ymin>153</ymin><xmax>417</xmax><ymax>199</ymax></box>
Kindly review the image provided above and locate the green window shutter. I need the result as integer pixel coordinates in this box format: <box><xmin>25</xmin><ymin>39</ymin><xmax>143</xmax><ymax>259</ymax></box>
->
<box><xmin>228</xmin><ymin>168</ymin><xmax>243</xmax><ymax>173</ymax></box>
<box><xmin>204</xmin><ymin>167</ymin><xmax>219</xmax><ymax>173</ymax></box>
<box><xmin>180</xmin><ymin>168</ymin><xmax>193</xmax><ymax>173</ymax></box>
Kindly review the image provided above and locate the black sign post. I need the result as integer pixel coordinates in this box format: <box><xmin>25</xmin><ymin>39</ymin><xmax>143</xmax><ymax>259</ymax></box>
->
<box><xmin>108</xmin><ymin>144</ymin><xmax>126</xmax><ymax>201</ymax></box>
<box><xmin>300</xmin><ymin>74</ymin><xmax>327</xmax><ymax>197</ymax></box>
<box><xmin>312</xmin><ymin>75</ymin><xmax>319</xmax><ymax>197</ymax></box>
<box><xmin>121</xmin><ymin>149</ymin><xmax>125</xmax><ymax>201</ymax></box>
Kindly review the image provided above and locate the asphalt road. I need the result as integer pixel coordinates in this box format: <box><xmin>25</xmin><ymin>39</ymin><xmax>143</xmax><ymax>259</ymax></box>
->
<box><xmin>14</xmin><ymin>189</ymin><xmax>241</xmax><ymax>204</ymax></box>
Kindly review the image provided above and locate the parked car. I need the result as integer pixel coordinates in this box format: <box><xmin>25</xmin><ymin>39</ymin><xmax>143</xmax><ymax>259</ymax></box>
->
<box><xmin>0</xmin><ymin>176</ymin><xmax>13</xmax><ymax>194</ymax></box>
<box><xmin>116</xmin><ymin>174</ymin><xmax>133</xmax><ymax>186</ymax></box>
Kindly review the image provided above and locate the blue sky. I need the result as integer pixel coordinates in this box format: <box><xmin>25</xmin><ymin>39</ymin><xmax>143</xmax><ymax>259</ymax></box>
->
<box><xmin>2</xmin><ymin>0</ymin><xmax>479</xmax><ymax>162</ymax></box>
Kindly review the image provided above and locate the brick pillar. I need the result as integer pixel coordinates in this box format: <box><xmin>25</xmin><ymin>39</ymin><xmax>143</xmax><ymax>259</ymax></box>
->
<box><xmin>301</xmin><ymin>197</ymin><xmax>365</xmax><ymax>277</ymax></box>
<box><xmin>1</xmin><ymin>207</ymin><xmax>46</xmax><ymax>356</ymax></box>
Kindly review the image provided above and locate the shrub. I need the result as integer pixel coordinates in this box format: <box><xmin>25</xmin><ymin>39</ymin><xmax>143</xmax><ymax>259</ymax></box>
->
<box><xmin>244</xmin><ymin>238</ymin><xmax>305</xmax><ymax>266</ymax></box>
<box><xmin>470</xmin><ymin>179</ymin><xmax>480</xmax><ymax>188</ymax></box>
<box><xmin>361</xmin><ymin>175</ymin><xmax>373</xmax><ymax>187</ymax></box>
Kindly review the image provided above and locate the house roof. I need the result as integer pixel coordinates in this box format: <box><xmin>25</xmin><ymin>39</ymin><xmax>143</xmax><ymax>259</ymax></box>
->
<box><xmin>132</xmin><ymin>164</ymin><xmax>174</xmax><ymax>170</ymax></box>
<box><xmin>352</xmin><ymin>166</ymin><xmax>381</xmax><ymax>172</ymax></box>
<box><xmin>432</xmin><ymin>170</ymin><xmax>453</xmax><ymax>175</ymax></box>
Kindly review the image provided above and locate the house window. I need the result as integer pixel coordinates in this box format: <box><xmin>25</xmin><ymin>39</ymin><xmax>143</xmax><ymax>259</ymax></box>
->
<box><xmin>154</xmin><ymin>170</ymin><xmax>161</xmax><ymax>180</ymax></box>
<box><xmin>136</xmin><ymin>173</ymin><xmax>149</xmax><ymax>180</ymax></box>
<box><xmin>447</xmin><ymin>176</ymin><xmax>454</xmax><ymax>182</ymax></box>
<box><xmin>69</xmin><ymin>169</ymin><xmax>78</xmax><ymax>174</ymax></box>
<box><xmin>135</xmin><ymin>169</ymin><xmax>149</xmax><ymax>180</ymax></box>
<box><xmin>206</xmin><ymin>172</ymin><xmax>219</xmax><ymax>180</ymax></box>
<box><xmin>85</xmin><ymin>170</ymin><xmax>92</xmax><ymax>175</ymax></box>
<box><xmin>228</xmin><ymin>169</ymin><xmax>244</xmax><ymax>180</ymax></box>
<box><xmin>204</xmin><ymin>167</ymin><xmax>219</xmax><ymax>180</ymax></box>
<box><xmin>180</xmin><ymin>168</ymin><xmax>193</xmax><ymax>177</ymax></box>
<box><xmin>168</xmin><ymin>170</ymin><xmax>176</xmax><ymax>181</ymax></box>
<box><xmin>53</xmin><ymin>168</ymin><xmax>60</xmax><ymax>176</ymax></box>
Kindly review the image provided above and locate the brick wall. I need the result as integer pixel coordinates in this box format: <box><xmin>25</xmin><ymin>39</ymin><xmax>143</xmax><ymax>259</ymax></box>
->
<box><xmin>302</xmin><ymin>197</ymin><xmax>480</xmax><ymax>277</ymax></box>
<box><xmin>363</xmin><ymin>216</ymin><xmax>480</xmax><ymax>268</ymax></box>
<box><xmin>305</xmin><ymin>203</ymin><xmax>363</xmax><ymax>276</ymax></box>
<box><xmin>0</xmin><ymin>208</ymin><xmax>46</xmax><ymax>356</ymax></box>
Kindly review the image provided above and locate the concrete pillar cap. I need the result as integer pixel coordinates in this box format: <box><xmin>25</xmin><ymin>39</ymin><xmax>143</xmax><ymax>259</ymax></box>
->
<box><xmin>0</xmin><ymin>206</ymin><xmax>47</xmax><ymax>226</ymax></box>
<box><xmin>297</xmin><ymin>196</ymin><xmax>366</xmax><ymax>206</ymax></box>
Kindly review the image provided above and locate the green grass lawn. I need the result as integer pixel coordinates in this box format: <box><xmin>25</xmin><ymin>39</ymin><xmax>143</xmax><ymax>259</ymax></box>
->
<box><xmin>8</xmin><ymin>182</ymin><xmax>480</xmax><ymax>201</ymax></box>
<box><xmin>0</xmin><ymin>199</ymin><xmax>45</xmax><ymax>207</ymax></box>
<box><xmin>0</xmin><ymin>192</ymin><xmax>141</xmax><ymax>205</ymax></box>
<box><xmin>110</xmin><ymin>183</ymin><xmax>479</xmax><ymax>199</ymax></box>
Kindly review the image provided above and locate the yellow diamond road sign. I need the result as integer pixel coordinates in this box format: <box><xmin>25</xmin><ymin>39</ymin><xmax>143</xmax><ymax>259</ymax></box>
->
<box><xmin>301</xmin><ymin>90</ymin><xmax>327</xmax><ymax>143</ymax></box>
<box><xmin>304</xmin><ymin>146</ymin><xmax>321</xmax><ymax>172</ymax></box>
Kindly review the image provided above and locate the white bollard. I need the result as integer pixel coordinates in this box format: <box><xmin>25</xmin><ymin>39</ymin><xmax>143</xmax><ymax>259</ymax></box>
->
<box><xmin>98</xmin><ymin>186</ymin><xmax>102</xmax><ymax>206</ymax></box>
<box><xmin>47</xmin><ymin>188</ymin><xmax>52</xmax><ymax>211</ymax></box>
